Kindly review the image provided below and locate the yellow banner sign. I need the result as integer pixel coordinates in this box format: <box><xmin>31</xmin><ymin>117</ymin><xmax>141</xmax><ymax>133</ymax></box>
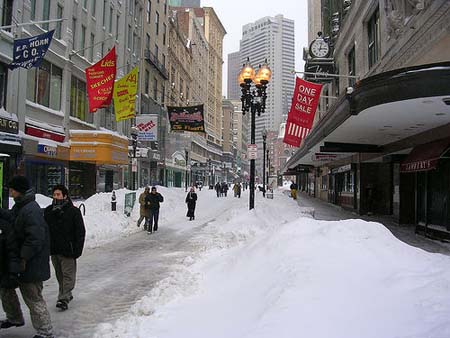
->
<box><xmin>114</xmin><ymin>66</ymin><xmax>138</xmax><ymax>122</ymax></box>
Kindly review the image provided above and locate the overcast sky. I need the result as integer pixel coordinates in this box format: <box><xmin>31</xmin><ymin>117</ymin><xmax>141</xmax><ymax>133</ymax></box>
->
<box><xmin>201</xmin><ymin>0</ymin><xmax>308</xmax><ymax>95</ymax></box>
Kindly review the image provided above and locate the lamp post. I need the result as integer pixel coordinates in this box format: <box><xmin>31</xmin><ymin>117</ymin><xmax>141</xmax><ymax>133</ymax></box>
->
<box><xmin>130</xmin><ymin>127</ymin><xmax>138</xmax><ymax>190</ymax></box>
<box><xmin>262</xmin><ymin>129</ymin><xmax>267</xmax><ymax>198</ymax></box>
<box><xmin>185</xmin><ymin>149</ymin><xmax>189</xmax><ymax>192</ymax></box>
<box><xmin>207</xmin><ymin>158</ymin><xmax>212</xmax><ymax>188</ymax></box>
<box><xmin>267</xmin><ymin>148</ymin><xmax>270</xmax><ymax>187</ymax></box>
<box><xmin>238</xmin><ymin>58</ymin><xmax>272</xmax><ymax>210</ymax></box>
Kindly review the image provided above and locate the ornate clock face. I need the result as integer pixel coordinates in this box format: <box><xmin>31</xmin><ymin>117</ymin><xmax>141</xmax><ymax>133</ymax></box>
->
<box><xmin>310</xmin><ymin>38</ymin><xmax>330</xmax><ymax>58</ymax></box>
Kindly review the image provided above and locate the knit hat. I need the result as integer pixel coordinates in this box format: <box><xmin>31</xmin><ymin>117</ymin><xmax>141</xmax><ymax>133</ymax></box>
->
<box><xmin>8</xmin><ymin>176</ymin><xmax>30</xmax><ymax>194</ymax></box>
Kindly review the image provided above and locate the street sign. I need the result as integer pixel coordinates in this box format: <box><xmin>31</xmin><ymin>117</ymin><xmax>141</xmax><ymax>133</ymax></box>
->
<box><xmin>132</xmin><ymin>158</ymin><xmax>137</xmax><ymax>172</ymax></box>
<box><xmin>247</xmin><ymin>144</ymin><xmax>257</xmax><ymax>160</ymax></box>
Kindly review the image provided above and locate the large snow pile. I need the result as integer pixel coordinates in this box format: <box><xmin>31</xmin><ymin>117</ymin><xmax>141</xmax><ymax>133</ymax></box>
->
<box><xmin>94</xmin><ymin>189</ymin><xmax>450</xmax><ymax>338</ymax></box>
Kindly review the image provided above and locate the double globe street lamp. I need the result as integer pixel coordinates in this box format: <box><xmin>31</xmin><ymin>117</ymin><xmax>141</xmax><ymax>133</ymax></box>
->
<box><xmin>238</xmin><ymin>58</ymin><xmax>272</xmax><ymax>210</ymax></box>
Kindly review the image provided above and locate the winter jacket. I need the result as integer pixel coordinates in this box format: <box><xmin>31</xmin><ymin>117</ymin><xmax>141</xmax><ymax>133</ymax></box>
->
<box><xmin>139</xmin><ymin>192</ymin><xmax>150</xmax><ymax>217</ymax></box>
<box><xmin>185</xmin><ymin>192</ymin><xmax>197</xmax><ymax>208</ymax></box>
<box><xmin>9</xmin><ymin>190</ymin><xmax>51</xmax><ymax>283</ymax></box>
<box><xmin>0</xmin><ymin>214</ymin><xmax>20</xmax><ymax>289</ymax></box>
<box><xmin>290</xmin><ymin>183</ymin><xmax>298</xmax><ymax>190</ymax></box>
<box><xmin>44</xmin><ymin>200</ymin><xmax>86</xmax><ymax>259</ymax></box>
<box><xmin>144</xmin><ymin>192</ymin><xmax>164</xmax><ymax>210</ymax></box>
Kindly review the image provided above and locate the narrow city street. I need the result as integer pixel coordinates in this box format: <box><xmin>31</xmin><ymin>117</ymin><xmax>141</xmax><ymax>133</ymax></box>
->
<box><xmin>2</xmin><ymin>189</ymin><xmax>245</xmax><ymax>338</ymax></box>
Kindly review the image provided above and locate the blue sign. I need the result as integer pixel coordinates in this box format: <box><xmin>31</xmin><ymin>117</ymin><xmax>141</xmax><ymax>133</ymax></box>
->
<box><xmin>9</xmin><ymin>30</ymin><xmax>55</xmax><ymax>70</ymax></box>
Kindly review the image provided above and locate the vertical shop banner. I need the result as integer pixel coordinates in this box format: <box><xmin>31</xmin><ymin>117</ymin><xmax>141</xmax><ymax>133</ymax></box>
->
<box><xmin>9</xmin><ymin>30</ymin><xmax>55</xmax><ymax>70</ymax></box>
<box><xmin>114</xmin><ymin>66</ymin><xmax>139</xmax><ymax>122</ymax></box>
<box><xmin>136</xmin><ymin>115</ymin><xmax>158</xmax><ymax>141</ymax></box>
<box><xmin>86</xmin><ymin>47</ymin><xmax>117</xmax><ymax>113</ymax></box>
<box><xmin>288</xmin><ymin>77</ymin><xmax>323</xmax><ymax>128</ymax></box>
<box><xmin>167</xmin><ymin>104</ymin><xmax>205</xmax><ymax>132</ymax></box>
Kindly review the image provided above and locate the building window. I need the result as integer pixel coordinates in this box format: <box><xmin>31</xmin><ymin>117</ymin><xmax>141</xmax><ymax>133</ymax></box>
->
<box><xmin>83</xmin><ymin>0</ymin><xmax>88</xmax><ymax>9</ymax></box>
<box><xmin>153</xmin><ymin>78</ymin><xmax>158</xmax><ymax>101</ymax></box>
<box><xmin>72</xmin><ymin>17</ymin><xmax>77</xmax><ymax>50</ymax></box>
<box><xmin>55</xmin><ymin>4</ymin><xmax>64</xmax><ymax>39</ymax></box>
<box><xmin>80</xmin><ymin>25</ymin><xmax>86</xmax><ymax>56</ymax></box>
<box><xmin>102</xmin><ymin>0</ymin><xmax>107</xmax><ymax>27</ymax></box>
<box><xmin>0</xmin><ymin>64</ymin><xmax>8</xmax><ymax>108</ymax></box>
<box><xmin>100</xmin><ymin>106</ymin><xmax>116</xmax><ymax>130</ymax></box>
<box><xmin>146</xmin><ymin>0</ymin><xmax>151</xmax><ymax>23</ymax></box>
<box><xmin>116</xmin><ymin>15</ymin><xmax>120</xmax><ymax>38</ymax></box>
<box><xmin>109</xmin><ymin>6</ymin><xmax>114</xmax><ymax>33</ymax></box>
<box><xmin>161</xmin><ymin>84</ymin><xmax>165</xmax><ymax>105</ymax></box>
<box><xmin>128</xmin><ymin>24</ymin><xmax>132</xmax><ymax>49</ymax></box>
<box><xmin>163</xmin><ymin>23</ymin><xmax>167</xmax><ymax>45</ymax></box>
<box><xmin>154</xmin><ymin>44</ymin><xmax>159</xmax><ymax>60</ymax></box>
<box><xmin>42</xmin><ymin>0</ymin><xmax>51</xmax><ymax>30</ymax></box>
<box><xmin>91</xmin><ymin>0</ymin><xmax>96</xmax><ymax>17</ymax></box>
<box><xmin>368</xmin><ymin>8</ymin><xmax>380</xmax><ymax>69</ymax></box>
<box><xmin>162</xmin><ymin>54</ymin><xmax>166</xmax><ymax>68</ymax></box>
<box><xmin>70</xmin><ymin>77</ymin><xmax>93</xmax><ymax>123</ymax></box>
<box><xmin>348</xmin><ymin>45</ymin><xmax>356</xmax><ymax>87</ymax></box>
<box><xmin>30</xmin><ymin>0</ymin><xmax>36</xmax><ymax>20</ymax></box>
<box><xmin>89</xmin><ymin>33</ymin><xmax>95</xmax><ymax>61</ymax></box>
<box><xmin>145</xmin><ymin>70</ymin><xmax>150</xmax><ymax>94</ymax></box>
<box><xmin>133</xmin><ymin>33</ymin><xmax>137</xmax><ymax>54</ymax></box>
<box><xmin>27</xmin><ymin>60</ymin><xmax>62</xmax><ymax>111</ymax></box>
<box><xmin>146</xmin><ymin>33</ymin><xmax>150</xmax><ymax>50</ymax></box>
<box><xmin>155</xmin><ymin>11</ymin><xmax>159</xmax><ymax>35</ymax></box>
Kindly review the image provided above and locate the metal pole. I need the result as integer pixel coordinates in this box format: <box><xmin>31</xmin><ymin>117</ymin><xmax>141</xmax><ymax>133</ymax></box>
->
<box><xmin>249</xmin><ymin>104</ymin><xmax>256</xmax><ymax>210</ymax></box>
<box><xmin>185</xmin><ymin>150</ymin><xmax>188</xmax><ymax>192</ymax></box>
<box><xmin>133</xmin><ymin>144</ymin><xmax>137</xmax><ymax>190</ymax></box>
<box><xmin>262</xmin><ymin>137</ymin><xmax>266</xmax><ymax>198</ymax></box>
<box><xmin>267</xmin><ymin>149</ymin><xmax>270</xmax><ymax>186</ymax></box>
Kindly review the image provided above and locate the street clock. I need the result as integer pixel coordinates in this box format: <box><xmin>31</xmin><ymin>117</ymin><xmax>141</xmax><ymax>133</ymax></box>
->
<box><xmin>309</xmin><ymin>32</ymin><xmax>331</xmax><ymax>58</ymax></box>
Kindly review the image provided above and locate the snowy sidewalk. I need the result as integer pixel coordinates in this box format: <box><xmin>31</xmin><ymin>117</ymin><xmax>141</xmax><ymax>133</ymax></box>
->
<box><xmin>294</xmin><ymin>191</ymin><xmax>450</xmax><ymax>256</ymax></box>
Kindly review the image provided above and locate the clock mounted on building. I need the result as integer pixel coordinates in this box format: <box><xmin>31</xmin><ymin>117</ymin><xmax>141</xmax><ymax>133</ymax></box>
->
<box><xmin>309</xmin><ymin>32</ymin><xmax>331</xmax><ymax>58</ymax></box>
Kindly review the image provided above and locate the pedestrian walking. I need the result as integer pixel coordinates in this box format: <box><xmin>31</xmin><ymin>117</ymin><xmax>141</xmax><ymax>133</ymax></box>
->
<box><xmin>144</xmin><ymin>187</ymin><xmax>164</xmax><ymax>233</ymax></box>
<box><xmin>44</xmin><ymin>185</ymin><xmax>86</xmax><ymax>312</ymax></box>
<box><xmin>111</xmin><ymin>191</ymin><xmax>117</xmax><ymax>211</ymax></box>
<box><xmin>233</xmin><ymin>182</ymin><xmax>242</xmax><ymax>198</ymax></box>
<box><xmin>215</xmin><ymin>182</ymin><xmax>221</xmax><ymax>198</ymax></box>
<box><xmin>185</xmin><ymin>187</ymin><xmax>198</xmax><ymax>221</ymax></box>
<box><xmin>0</xmin><ymin>176</ymin><xmax>54</xmax><ymax>338</ymax></box>
<box><xmin>137</xmin><ymin>187</ymin><xmax>150</xmax><ymax>229</ymax></box>
<box><xmin>221</xmin><ymin>182</ymin><xmax>228</xmax><ymax>197</ymax></box>
<box><xmin>290</xmin><ymin>181</ymin><xmax>298</xmax><ymax>200</ymax></box>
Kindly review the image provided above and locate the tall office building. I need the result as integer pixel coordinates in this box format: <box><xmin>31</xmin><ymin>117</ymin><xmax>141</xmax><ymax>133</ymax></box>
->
<box><xmin>168</xmin><ymin>0</ymin><xmax>201</xmax><ymax>7</ymax></box>
<box><xmin>227</xmin><ymin>51</ymin><xmax>241</xmax><ymax>100</ymax></box>
<box><xmin>239</xmin><ymin>14</ymin><xmax>295</xmax><ymax>166</ymax></box>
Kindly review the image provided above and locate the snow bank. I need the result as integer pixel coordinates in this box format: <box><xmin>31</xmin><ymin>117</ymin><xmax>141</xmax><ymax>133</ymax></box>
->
<box><xmin>94</xmin><ymin>188</ymin><xmax>450</xmax><ymax>338</ymax></box>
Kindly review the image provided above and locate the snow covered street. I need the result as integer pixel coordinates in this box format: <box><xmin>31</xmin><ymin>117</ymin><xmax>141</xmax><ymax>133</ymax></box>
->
<box><xmin>2</xmin><ymin>187</ymin><xmax>450</xmax><ymax>338</ymax></box>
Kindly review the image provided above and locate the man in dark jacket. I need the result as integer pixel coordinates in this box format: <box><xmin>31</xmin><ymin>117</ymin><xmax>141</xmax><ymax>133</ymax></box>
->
<box><xmin>44</xmin><ymin>185</ymin><xmax>86</xmax><ymax>311</ymax></box>
<box><xmin>144</xmin><ymin>186</ymin><xmax>164</xmax><ymax>233</ymax></box>
<box><xmin>0</xmin><ymin>176</ymin><xmax>54</xmax><ymax>338</ymax></box>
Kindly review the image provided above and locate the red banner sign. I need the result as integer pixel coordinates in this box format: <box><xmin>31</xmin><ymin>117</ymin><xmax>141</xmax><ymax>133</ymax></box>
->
<box><xmin>86</xmin><ymin>47</ymin><xmax>117</xmax><ymax>113</ymax></box>
<box><xmin>283</xmin><ymin>77</ymin><xmax>322</xmax><ymax>147</ymax></box>
<box><xmin>283</xmin><ymin>119</ymin><xmax>311</xmax><ymax>147</ymax></box>
<box><xmin>288</xmin><ymin>77</ymin><xmax>323</xmax><ymax>128</ymax></box>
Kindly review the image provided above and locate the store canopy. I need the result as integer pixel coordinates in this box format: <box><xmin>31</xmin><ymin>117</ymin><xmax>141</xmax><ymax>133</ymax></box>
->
<box><xmin>283</xmin><ymin>165</ymin><xmax>313</xmax><ymax>176</ymax></box>
<box><xmin>400</xmin><ymin>138</ymin><xmax>450</xmax><ymax>173</ymax></box>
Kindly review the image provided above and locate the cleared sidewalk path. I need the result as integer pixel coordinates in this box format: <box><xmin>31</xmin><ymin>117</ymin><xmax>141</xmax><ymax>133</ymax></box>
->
<box><xmin>294</xmin><ymin>192</ymin><xmax>450</xmax><ymax>256</ymax></box>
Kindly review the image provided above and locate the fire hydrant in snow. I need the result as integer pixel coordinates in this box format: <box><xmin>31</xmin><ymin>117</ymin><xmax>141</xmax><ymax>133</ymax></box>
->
<box><xmin>111</xmin><ymin>191</ymin><xmax>117</xmax><ymax>211</ymax></box>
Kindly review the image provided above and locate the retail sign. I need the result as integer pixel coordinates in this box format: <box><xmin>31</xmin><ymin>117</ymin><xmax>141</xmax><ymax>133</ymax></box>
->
<box><xmin>136</xmin><ymin>115</ymin><xmax>158</xmax><ymax>141</ymax></box>
<box><xmin>132</xmin><ymin>158</ymin><xmax>138</xmax><ymax>172</ymax></box>
<box><xmin>304</xmin><ymin>59</ymin><xmax>335</xmax><ymax>83</ymax></box>
<box><xmin>331</xmin><ymin>164</ymin><xmax>352</xmax><ymax>174</ymax></box>
<box><xmin>9</xmin><ymin>30</ymin><xmax>55</xmax><ymax>70</ymax></box>
<box><xmin>0</xmin><ymin>117</ymin><xmax>18</xmax><ymax>134</ymax></box>
<box><xmin>114</xmin><ymin>66</ymin><xmax>138</xmax><ymax>122</ymax></box>
<box><xmin>401</xmin><ymin>159</ymin><xmax>436</xmax><ymax>173</ymax></box>
<box><xmin>25</xmin><ymin>124</ymin><xmax>65</xmax><ymax>142</ymax></box>
<box><xmin>248</xmin><ymin>144</ymin><xmax>257</xmax><ymax>160</ymax></box>
<box><xmin>167</xmin><ymin>104</ymin><xmax>205</xmax><ymax>133</ymax></box>
<box><xmin>86</xmin><ymin>47</ymin><xmax>117</xmax><ymax>113</ymax></box>
<box><xmin>37</xmin><ymin>144</ymin><xmax>57</xmax><ymax>157</ymax></box>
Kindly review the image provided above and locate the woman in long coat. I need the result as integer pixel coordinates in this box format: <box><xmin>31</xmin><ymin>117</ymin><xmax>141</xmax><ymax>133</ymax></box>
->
<box><xmin>185</xmin><ymin>187</ymin><xmax>198</xmax><ymax>221</ymax></box>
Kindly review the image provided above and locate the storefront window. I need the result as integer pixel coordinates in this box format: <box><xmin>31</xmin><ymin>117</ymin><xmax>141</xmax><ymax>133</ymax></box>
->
<box><xmin>70</xmin><ymin>77</ymin><xmax>93</xmax><ymax>123</ymax></box>
<box><xmin>26</xmin><ymin>161</ymin><xmax>64</xmax><ymax>197</ymax></box>
<box><xmin>343</xmin><ymin>171</ymin><xmax>354</xmax><ymax>193</ymax></box>
<box><xmin>321</xmin><ymin>175</ymin><xmax>328</xmax><ymax>190</ymax></box>
<box><xmin>27</xmin><ymin>60</ymin><xmax>62</xmax><ymax>110</ymax></box>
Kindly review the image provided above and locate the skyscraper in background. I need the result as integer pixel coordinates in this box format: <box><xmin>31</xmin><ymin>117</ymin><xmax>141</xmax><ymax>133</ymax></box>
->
<box><xmin>168</xmin><ymin>0</ymin><xmax>201</xmax><ymax>7</ymax></box>
<box><xmin>227</xmin><ymin>51</ymin><xmax>241</xmax><ymax>100</ymax></box>
<box><xmin>239</xmin><ymin>15</ymin><xmax>295</xmax><ymax>165</ymax></box>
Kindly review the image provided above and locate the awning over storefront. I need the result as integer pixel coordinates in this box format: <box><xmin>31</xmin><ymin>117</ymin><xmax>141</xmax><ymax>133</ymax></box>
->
<box><xmin>283</xmin><ymin>165</ymin><xmax>313</xmax><ymax>176</ymax></box>
<box><xmin>70</xmin><ymin>131</ymin><xmax>128</xmax><ymax>165</ymax></box>
<box><xmin>400</xmin><ymin>138</ymin><xmax>450</xmax><ymax>173</ymax></box>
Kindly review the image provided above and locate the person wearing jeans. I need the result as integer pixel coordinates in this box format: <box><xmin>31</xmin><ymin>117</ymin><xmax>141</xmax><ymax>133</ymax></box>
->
<box><xmin>144</xmin><ymin>187</ymin><xmax>164</xmax><ymax>233</ymax></box>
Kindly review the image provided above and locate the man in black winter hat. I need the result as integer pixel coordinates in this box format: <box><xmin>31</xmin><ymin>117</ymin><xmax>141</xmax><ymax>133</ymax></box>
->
<box><xmin>0</xmin><ymin>176</ymin><xmax>54</xmax><ymax>338</ymax></box>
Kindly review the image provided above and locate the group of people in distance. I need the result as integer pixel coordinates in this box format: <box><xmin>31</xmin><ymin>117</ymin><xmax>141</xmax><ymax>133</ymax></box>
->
<box><xmin>0</xmin><ymin>176</ymin><xmax>86</xmax><ymax>338</ymax></box>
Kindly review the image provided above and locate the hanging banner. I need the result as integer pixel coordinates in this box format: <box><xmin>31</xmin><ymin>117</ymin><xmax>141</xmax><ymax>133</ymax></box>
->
<box><xmin>114</xmin><ymin>66</ymin><xmax>138</xmax><ymax>122</ymax></box>
<box><xmin>86</xmin><ymin>47</ymin><xmax>117</xmax><ymax>113</ymax></box>
<box><xmin>283</xmin><ymin>118</ymin><xmax>310</xmax><ymax>148</ymax></box>
<box><xmin>167</xmin><ymin>104</ymin><xmax>205</xmax><ymax>132</ymax></box>
<box><xmin>9</xmin><ymin>30</ymin><xmax>55</xmax><ymax>70</ymax></box>
<box><xmin>136</xmin><ymin>114</ymin><xmax>158</xmax><ymax>141</ymax></box>
<box><xmin>288</xmin><ymin>77</ymin><xmax>323</xmax><ymax>129</ymax></box>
